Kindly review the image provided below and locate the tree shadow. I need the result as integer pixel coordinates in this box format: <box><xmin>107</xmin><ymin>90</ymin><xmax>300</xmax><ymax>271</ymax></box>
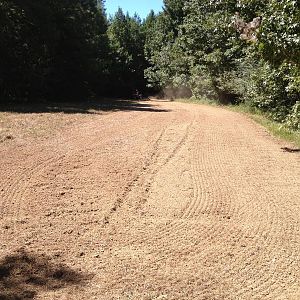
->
<box><xmin>0</xmin><ymin>99</ymin><xmax>171</xmax><ymax>114</ymax></box>
<box><xmin>0</xmin><ymin>249</ymin><xmax>91</xmax><ymax>299</ymax></box>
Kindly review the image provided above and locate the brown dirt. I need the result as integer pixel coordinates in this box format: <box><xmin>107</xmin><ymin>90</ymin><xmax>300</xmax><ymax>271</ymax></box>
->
<box><xmin>0</xmin><ymin>100</ymin><xmax>299</xmax><ymax>300</ymax></box>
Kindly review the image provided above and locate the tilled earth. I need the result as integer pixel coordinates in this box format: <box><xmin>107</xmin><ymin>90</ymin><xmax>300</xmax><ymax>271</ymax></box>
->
<box><xmin>0</xmin><ymin>100</ymin><xmax>299</xmax><ymax>299</ymax></box>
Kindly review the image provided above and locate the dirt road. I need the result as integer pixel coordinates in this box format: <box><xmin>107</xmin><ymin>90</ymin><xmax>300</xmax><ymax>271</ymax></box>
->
<box><xmin>0</xmin><ymin>100</ymin><xmax>299</xmax><ymax>299</ymax></box>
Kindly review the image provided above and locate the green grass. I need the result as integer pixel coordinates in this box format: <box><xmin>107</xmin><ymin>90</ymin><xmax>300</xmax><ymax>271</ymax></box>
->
<box><xmin>176</xmin><ymin>98</ymin><xmax>300</xmax><ymax>148</ymax></box>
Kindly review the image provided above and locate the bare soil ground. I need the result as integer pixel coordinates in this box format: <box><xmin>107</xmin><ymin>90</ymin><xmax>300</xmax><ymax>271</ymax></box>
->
<box><xmin>0</xmin><ymin>100</ymin><xmax>299</xmax><ymax>300</ymax></box>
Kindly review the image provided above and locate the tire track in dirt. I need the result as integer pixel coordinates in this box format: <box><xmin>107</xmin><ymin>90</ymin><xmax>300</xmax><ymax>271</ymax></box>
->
<box><xmin>106</xmin><ymin>104</ymin><xmax>299</xmax><ymax>299</ymax></box>
<box><xmin>102</xmin><ymin>126</ymin><xmax>168</xmax><ymax>225</ymax></box>
<box><xmin>213</xmin><ymin>118</ymin><xmax>300</xmax><ymax>299</ymax></box>
<box><xmin>207</xmin><ymin>114</ymin><xmax>298</xmax><ymax>299</ymax></box>
<box><xmin>119</xmin><ymin>108</ymin><xmax>193</xmax><ymax>213</ymax></box>
<box><xmin>112</xmin><ymin>113</ymin><xmax>237</xmax><ymax>235</ymax></box>
<box><xmin>182</xmin><ymin>114</ymin><xmax>299</xmax><ymax>299</ymax></box>
<box><xmin>0</xmin><ymin>106</ymin><xmax>175</xmax><ymax>261</ymax></box>
<box><xmin>125</xmin><ymin>111</ymin><xmax>230</xmax><ymax>237</ymax></box>
<box><xmin>113</xmin><ymin>109</ymin><xmax>195</xmax><ymax>246</ymax></box>
<box><xmin>0</xmin><ymin>155</ymin><xmax>62</xmax><ymax>221</ymax></box>
<box><xmin>104</xmin><ymin>111</ymin><xmax>238</xmax><ymax>298</ymax></box>
<box><xmin>0</xmin><ymin>111</ymin><xmax>151</xmax><ymax>233</ymax></box>
<box><xmin>127</xmin><ymin>116</ymin><xmax>240</xmax><ymax>277</ymax></box>
<box><xmin>1</xmin><ymin>100</ymin><xmax>299</xmax><ymax>299</ymax></box>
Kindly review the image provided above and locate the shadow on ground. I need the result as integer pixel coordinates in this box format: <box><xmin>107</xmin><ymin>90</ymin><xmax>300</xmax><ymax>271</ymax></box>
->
<box><xmin>281</xmin><ymin>147</ymin><xmax>300</xmax><ymax>153</ymax></box>
<box><xmin>0</xmin><ymin>99</ymin><xmax>171</xmax><ymax>114</ymax></box>
<box><xmin>0</xmin><ymin>249</ymin><xmax>91</xmax><ymax>299</ymax></box>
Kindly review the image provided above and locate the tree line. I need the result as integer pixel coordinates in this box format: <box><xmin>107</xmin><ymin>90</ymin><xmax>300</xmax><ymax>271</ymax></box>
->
<box><xmin>0</xmin><ymin>0</ymin><xmax>299</xmax><ymax>129</ymax></box>
<box><xmin>146</xmin><ymin>0</ymin><xmax>300</xmax><ymax>129</ymax></box>
<box><xmin>0</xmin><ymin>0</ymin><xmax>148</xmax><ymax>100</ymax></box>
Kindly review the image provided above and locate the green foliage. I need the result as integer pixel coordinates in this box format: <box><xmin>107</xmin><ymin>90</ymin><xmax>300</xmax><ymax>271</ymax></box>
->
<box><xmin>1</xmin><ymin>0</ymin><xmax>299</xmax><ymax>131</ymax></box>
<box><xmin>144</xmin><ymin>0</ymin><xmax>190</xmax><ymax>95</ymax></box>
<box><xmin>0</xmin><ymin>0</ymin><xmax>110</xmax><ymax>101</ymax></box>
<box><xmin>285</xmin><ymin>101</ymin><xmax>300</xmax><ymax>130</ymax></box>
<box><xmin>240</xmin><ymin>1</ymin><xmax>300</xmax><ymax>128</ymax></box>
<box><xmin>236</xmin><ymin>0</ymin><xmax>266</xmax><ymax>20</ymax></box>
<box><xmin>243</xmin><ymin>63</ymin><xmax>298</xmax><ymax>120</ymax></box>
<box><xmin>181</xmin><ymin>0</ymin><xmax>243</xmax><ymax>103</ymax></box>
<box><xmin>163</xmin><ymin>0</ymin><xmax>186</xmax><ymax>37</ymax></box>
<box><xmin>0</xmin><ymin>0</ymin><xmax>48</xmax><ymax>100</ymax></box>
<box><xmin>258</xmin><ymin>0</ymin><xmax>300</xmax><ymax>66</ymax></box>
<box><xmin>107</xmin><ymin>8</ymin><xmax>146</xmax><ymax>96</ymax></box>
<box><xmin>144</xmin><ymin>0</ymin><xmax>300</xmax><ymax>129</ymax></box>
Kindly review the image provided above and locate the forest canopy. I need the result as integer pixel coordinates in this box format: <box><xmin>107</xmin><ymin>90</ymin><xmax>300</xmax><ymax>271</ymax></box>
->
<box><xmin>0</xmin><ymin>0</ymin><xmax>299</xmax><ymax>129</ymax></box>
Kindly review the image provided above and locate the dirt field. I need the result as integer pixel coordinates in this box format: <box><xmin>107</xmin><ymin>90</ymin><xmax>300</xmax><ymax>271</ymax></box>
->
<box><xmin>0</xmin><ymin>100</ymin><xmax>299</xmax><ymax>299</ymax></box>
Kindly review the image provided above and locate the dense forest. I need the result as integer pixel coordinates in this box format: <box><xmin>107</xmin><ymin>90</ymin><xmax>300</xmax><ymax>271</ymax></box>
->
<box><xmin>0</xmin><ymin>0</ymin><xmax>299</xmax><ymax>129</ymax></box>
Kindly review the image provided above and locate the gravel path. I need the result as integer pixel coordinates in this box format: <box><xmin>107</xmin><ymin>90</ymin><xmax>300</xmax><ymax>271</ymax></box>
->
<box><xmin>0</xmin><ymin>100</ymin><xmax>299</xmax><ymax>299</ymax></box>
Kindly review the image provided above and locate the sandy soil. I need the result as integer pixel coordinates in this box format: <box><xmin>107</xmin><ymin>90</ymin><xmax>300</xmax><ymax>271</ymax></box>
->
<box><xmin>0</xmin><ymin>100</ymin><xmax>299</xmax><ymax>300</ymax></box>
